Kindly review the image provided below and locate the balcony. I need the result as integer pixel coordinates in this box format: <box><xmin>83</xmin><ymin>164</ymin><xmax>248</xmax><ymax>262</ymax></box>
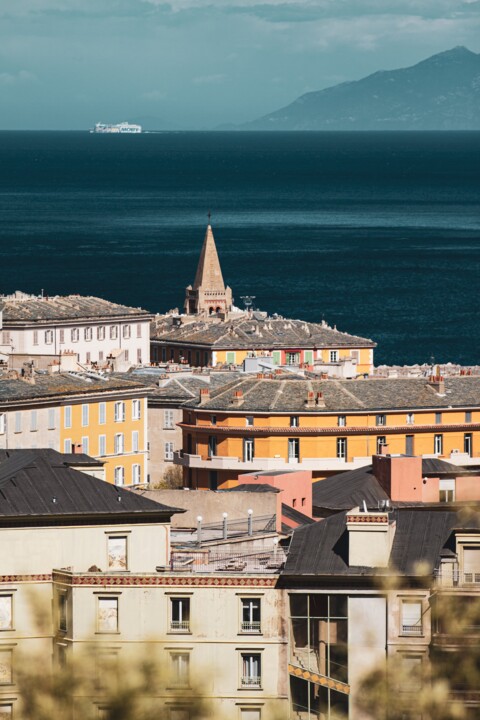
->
<box><xmin>241</xmin><ymin>676</ymin><xmax>261</xmax><ymax>688</ymax></box>
<box><xmin>435</xmin><ymin>569</ymin><xmax>480</xmax><ymax>588</ymax></box>
<box><xmin>174</xmin><ymin>451</ymin><xmax>373</xmax><ymax>473</ymax></box>
<box><xmin>170</xmin><ymin>620</ymin><xmax>190</xmax><ymax>632</ymax></box>
<box><xmin>401</xmin><ymin>624</ymin><xmax>423</xmax><ymax>636</ymax></box>
<box><xmin>241</xmin><ymin>621</ymin><xmax>261</xmax><ymax>633</ymax></box>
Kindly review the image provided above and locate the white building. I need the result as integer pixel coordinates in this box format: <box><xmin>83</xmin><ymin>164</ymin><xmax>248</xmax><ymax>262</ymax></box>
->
<box><xmin>0</xmin><ymin>291</ymin><xmax>152</xmax><ymax>370</ymax></box>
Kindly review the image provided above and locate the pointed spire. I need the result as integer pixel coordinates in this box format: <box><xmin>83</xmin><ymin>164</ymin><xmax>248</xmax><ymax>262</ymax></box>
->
<box><xmin>192</xmin><ymin>224</ymin><xmax>226</xmax><ymax>292</ymax></box>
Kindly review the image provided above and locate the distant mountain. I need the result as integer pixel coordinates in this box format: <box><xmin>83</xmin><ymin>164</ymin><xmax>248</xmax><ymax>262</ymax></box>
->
<box><xmin>242</xmin><ymin>47</ymin><xmax>480</xmax><ymax>131</ymax></box>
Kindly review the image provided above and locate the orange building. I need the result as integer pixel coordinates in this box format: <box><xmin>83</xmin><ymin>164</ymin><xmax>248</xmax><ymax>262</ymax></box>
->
<box><xmin>175</xmin><ymin>375</ymin><xmax>480</xmax><ymax>489</ymax></box>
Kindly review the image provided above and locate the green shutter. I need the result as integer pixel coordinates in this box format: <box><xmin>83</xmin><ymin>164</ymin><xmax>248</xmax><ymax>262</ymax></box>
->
<box><xmin>226</xmin><ymin>351</ymin><xmax>236</xmax><ymax>364</ymax></box>
<box><xmin>272</xmin><ymin>351</ymin><xmax>281</xmax><ymax>365</ymax></box>
<box><xmin>304</xmin><ymin>350</ymin><xmax>313</xmax><ymax>364</ymax></box>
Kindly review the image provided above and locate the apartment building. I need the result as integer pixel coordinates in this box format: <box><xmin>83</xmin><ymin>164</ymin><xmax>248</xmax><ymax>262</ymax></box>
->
<box><xmin>175</xmin><ymin>375</ymin><xmax>480</xmax><ymax>488</ymax></box>
<box><xmin>0</xmin><ymin>291</ymin><xmax>152</xmax><ymax>369</ymax></box>
<box><xmin>0</xmin><ymin>370</ymin><xmax>148</xmax><ymax>485</ymax></box>
<box><xmin>0</xmin><ymin>450</ymin><xmax>288</xmax><ymax>720</ymax></box>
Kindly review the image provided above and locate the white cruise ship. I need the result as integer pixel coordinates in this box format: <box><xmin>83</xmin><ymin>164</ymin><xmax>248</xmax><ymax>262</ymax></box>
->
<box><xmin>91</xmin><ymin>122</ymin><xmax>142</xmax><ymax>134</ymax></box>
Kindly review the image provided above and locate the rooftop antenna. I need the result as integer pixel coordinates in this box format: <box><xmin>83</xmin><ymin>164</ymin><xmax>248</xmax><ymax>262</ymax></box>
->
<box><xmin>240</xmin><ymin>296</ymin><xmax>256</xmax><ymax>311</ymax></box>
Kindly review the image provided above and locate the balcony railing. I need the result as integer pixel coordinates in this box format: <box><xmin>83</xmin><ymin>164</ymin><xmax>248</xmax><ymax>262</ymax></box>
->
<box><xmin>435</xmin><ymin>569</ymin><xmax>480</xmax><ymax>588</ymax></box>
<box><xmin>170</xmin><ymin>549</ymin><xmax>286</xmax><ymax>574</ymax></box>
<box><xmin>401</xmin><ymin>624</ymin><xmax>423</xmax><ymax>636</ymax></box>
<box><xmin>241</xmin><ymin>676</ymin><xmax>261</xmax><ymax>688</ymax></box>
<box><xmin>170</xmin><ymin>620</ymin><xmax>190</xmax><ymax>632</ymax></box>
<box><xmin>241</xmin><ymin>621</ymin><xmax>261</xmax><ymax>632</ymax></box>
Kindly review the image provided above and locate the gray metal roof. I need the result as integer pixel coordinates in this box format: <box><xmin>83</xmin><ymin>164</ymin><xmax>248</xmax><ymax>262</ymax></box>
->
<box><xmin>182</xmin><ymin>376</ymin><xmax>480</xmax><ymax>413</ymax></box>
<box><xmin>0</xmin><ymin>449</ymin><xmax>181</xmax><ymax>522</ymax></box>
<box><xmin>151</xmin><ymin>316</ymin><xmax>376</xmax><ymax>350</ymax></box>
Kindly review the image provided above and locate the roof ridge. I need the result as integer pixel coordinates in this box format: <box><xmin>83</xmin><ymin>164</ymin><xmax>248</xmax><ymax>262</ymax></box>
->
<box><xmin>331</xmin><ymin>379</ymin><xmax>366</xmax><ymax>408</ymax></box>
<box><xmin>270</xmin><ymin>380</ymin><xmax>287</xmax><ymax>410</ymax></box>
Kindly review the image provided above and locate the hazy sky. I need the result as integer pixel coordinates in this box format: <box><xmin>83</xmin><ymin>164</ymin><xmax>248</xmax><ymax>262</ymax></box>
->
<box><xmin>1</xmin><ymin>0</ymin><xmax>479</xmax><ymax>129</ymax></box>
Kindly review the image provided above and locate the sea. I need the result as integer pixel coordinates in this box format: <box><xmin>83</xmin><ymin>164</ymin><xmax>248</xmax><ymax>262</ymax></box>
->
<box><xmin>0</xmin><ymin>130</ymin><xmax>479</xmax><ymax>366</ymax></box>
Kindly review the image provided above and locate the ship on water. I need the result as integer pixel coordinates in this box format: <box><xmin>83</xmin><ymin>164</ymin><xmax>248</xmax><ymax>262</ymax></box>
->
<box><xmin>91</xmin><ymin>122</ymin><xmax>142</xmax><ymax>134</ymax></box>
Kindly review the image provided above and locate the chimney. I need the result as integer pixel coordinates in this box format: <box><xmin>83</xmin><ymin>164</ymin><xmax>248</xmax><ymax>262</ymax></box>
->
<box><xmin>346</xmin><ymin>506</ymin><xmax>396</xmax><ymax>567</ymax></box>
<box><xmin>429</xmin><ymin>375</ymin><xmax>445</xmax><ymax>395</ymax></box>
<box><xmin>71</xmin><ymin>443</ymin><xmax>83</xmax><ymax>455</ymax></box>
<box><xmin>316</xmin><ymin>391</ymin><xmax>325</xmax><ymax>408</ymax></box>
<box><xmin>305</xmin><ymin>390</ymin><xmax>315</xmax><ymax>408</ymax></box>
<box><xmin>231</xmin><ymin>390</ymin><xmax>244</xmax><ymax>407</ymax></box>
<box><xmin>199</xmin><ymin>388</ymin><xmax>210</xmax><ymax>404</ymax></box>
<box><xmin>372</xmin><ymin>454</ymin><xmax>423</xmax><ymax>502</ymax></box>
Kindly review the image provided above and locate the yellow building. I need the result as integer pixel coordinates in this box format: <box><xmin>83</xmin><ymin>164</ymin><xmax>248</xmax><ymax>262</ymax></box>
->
<box><xmin>175</xmin><ymin>375</ymin><xmax>480</xmax><ymax>488</ymax></box>
<box><xmin>0</xmin><ymin>370</ymin><xmax>148</xmax><ymax>486</ymax></box>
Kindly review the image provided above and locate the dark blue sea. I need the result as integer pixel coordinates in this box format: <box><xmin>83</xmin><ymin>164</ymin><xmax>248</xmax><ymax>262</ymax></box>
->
<box><xmin>0</xmin><ymin>131</ymin><xmax>479</xmax><ymax>366</ymax></box>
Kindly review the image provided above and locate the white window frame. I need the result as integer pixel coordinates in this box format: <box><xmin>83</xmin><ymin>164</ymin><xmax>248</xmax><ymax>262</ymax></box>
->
<box><xmin>406</xmin><ymin>413</ymin><xmax>415</xmax><ymax>425</ymax></box>
<box><xmin>81</xmin><ymin>436</ymin><xmax>89</xmax><ymax>454</ymax></box>
<box><xmin>165</xmin><ymin>442</ymin><xmax>174</xmax><ymax>461</ymax></box>
<box><xmin>240</xmin><ymin>598</ymin><xmax>261</xmax><ymax>633</ymax></box>
<box><xmin>164</xmin><ymin>409</ymin><xmax>175</xmax><ymax>429</ymax></box>
<box><xmin>114</xmin><ymin>433</ymin><xmax>124</xmax><ymax>455</ymax></box>
<box><xmin>30</xmin><ymin>410</ymin><xmax>37</xmax><ymax>432</ymax></box>
<box><xmin>0</xmin><ymin>594</ymin><xmax>13</xmax><ymax>631</ymax></box>
<box><xmin>401</xmin><ymin>600</ymin><xmax>423</xmax><ymax>636</ymax></box>
<box><xmin>114</xmin><ymin>402</ymin><xmax>125</xmax><ymax>423</ymax></box>
<box><xmin>64</xmin><ymin>406</ymin><xmax>72</xmax><ymax>429</ymax></box>
<box><xmin>132</xmin><ymin>430</ymin><xmax>139</xmax><ymax>453</ymax></box>
<box><xmin>71</xmin><ymin>328</ymin><xmax>79</xmax><ymax>343</ymax></box>
<box><xmin>45</xmin><ymin>329</ymin><xmax>54</xmax><ymax>345</ymax></box>
<box><xmin>99</xmin><ymin>435</ymin><xmax>107</xmax><ymax>457</ymax></box>
<box><xmin>122</xmin><ymin>324</ymin><xmax>131</xmax><ymax>339</ymax></box>
<box><xmin>82</xmin><ymin>404</ymin><xmax>89</xmax><ymax>427</ymax></box>
<box><xmin>14</xmin><ymin>412</ymin><xmax>22</xmax><ymax>433</ymax></box>
<box><xmin>84</xmin><ymin>327</ymin><xmax>93</xmax><ymax>342</ymax></box>
<box><xmin>48</xmin><ymin>408</ymin><xmax>56</xmax><ymax>430</ymax></box>
<box><xmin>97</xmin><ymin>326</ymin><xmax>105</xmax><ymax>341</ymax></box>
<box><xmin>132</xmin><ymin>464</ymin><xmax>141</xmax><ymax>484</ymax></box>
<box><xmin>240</xmin><ymin>653</ymin><xmax>261</xmax><ymax>689</ymax></box>
<box><xmin>288</xmin><ymin>437</ymin><xmax>300</xmax><ymax>462</ymax></box>
<box><xmin>114</xmin><ymin>466</ymin><xmax>125</xmax><ymax>486</ymax></box>
<box><xmin>170</xmin><ymin>597</ymin><xmax>191</xmax><ymax>633</ymax></box>
<box><xmin>99</xmin><ymin>402</ymin><xmax>106</xmax><ymax>425</ymax></box>
<box><xmin>132</xmin><ymin>399</ymin><xmax>141</xmax><ymax>420</ymax></box>
<box><xmin>376</xmin><ymin>414</ymin><xmax>386</xmax><ymax>427</ymax></box>
<box><xmin>0</xmin><ymin>414</ymin><xmax>5</xmax><ymax>435</ymax></box>
<box><xmin>329</xmin><ymin>350</ymin><xmax>339</xmax><ymax>363</ymax></box>
<box><xmin>336</xmin><ymin>437</ymin><xmax>347</xmax><ymax>459</ymax></box>
<box><xmin>338</xmin><ymin>415</ymin><xmax>346</xmax><ymax>427</ymax></box>
<box><xmin>64</xmin><ymin>438</ymin><xmax>72</xmax><ymax>453</ymax></box>
<box><xmin>170</xmin><ymin>652</ymin><xmax>190</xmax><ymax>687</ymax></box>
<box><xmin>97</xmin><ymin>596</ymin><xmax>119</xmax><ymax>634</ymax></box>
<box><xmin>110</xmin><ymin>325</ymin><xmax>118</xmax><ymax>340</ymax></box>
<box><xmin>434</xmin><ymin>434</ymin><xmax>443</xmax><ymax>455</ymax></box>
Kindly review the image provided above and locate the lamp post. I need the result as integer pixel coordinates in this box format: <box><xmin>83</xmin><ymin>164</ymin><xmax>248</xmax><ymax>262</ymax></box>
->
<box><xmin>197</xmin><ymin>515</ymin><xmax>202</xmax><ymax>545</ymax></box>
<box><xmin>222</xmin><ymin>512</ymin><xmax>228</xmax><ymax>540</ymax></box>
<box><xmin>247</xmin><ymin>508</ymin><xmax>253</xmax><ymax>536</ymax></box>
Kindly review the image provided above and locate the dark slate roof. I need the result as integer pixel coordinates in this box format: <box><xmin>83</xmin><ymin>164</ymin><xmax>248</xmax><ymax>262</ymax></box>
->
<box><xmin>312</xmin><ymin>466</ymin><xmax>388</xmax><ymax>510</ymax></box>
<box><xmin>151</xmin><ymin>315</ymin><xmax>375</xmax><ymax>350</ymax></box>
<box><xmin>281</xmin><ymin>503</ymin><xmax>316</xmax><ymax>526</ymax></box>
<box><xmin>183</xmin><ymin>376</ymin><xmax>480</xmax><ymax>413</ymax></box>
<box><xmin>221</xmin><ymin>483</ymin><xmax>281</xmax><ymax>493</ymax></box>
<box><xmin>116</xmin><ymin>370</ymin><xmax>242</xmax><ymax>403</ymax></box>
<box><xmin>0</xmin><ymin>449</ymin><xmax>181</xmax><ymax>522</ymax></box>
<box><xmin>282</xmin><ymin>508</ymin><xmax>470</xmax><ymax>578</ymax></box>
<box><xmin>312</xmin><ymin>459</ymin><xmax>473</xmax><ymax>511</ymax></box>
<box><xmin>1</xmin><ymin>293</ymin><xmax>151</xmax><ymax>324</ymax></box>
<box><xmin>0</xmin><ymin>372</ymin><xmax>145</xmax><ymax>404</ymax></box>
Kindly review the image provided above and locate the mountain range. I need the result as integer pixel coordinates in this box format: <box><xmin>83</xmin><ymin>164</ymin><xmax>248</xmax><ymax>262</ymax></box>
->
<box><xmin>240</xmin><ymin>47</ymin><xmax>480</xmax><ymax>131</ymax></box>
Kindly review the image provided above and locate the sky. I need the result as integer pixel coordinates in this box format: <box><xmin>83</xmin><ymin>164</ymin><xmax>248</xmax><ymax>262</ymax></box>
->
<box><xmin>1</xmin><ymin>0</ymin><xmax>480</xmax><ymax>129</ymax></box>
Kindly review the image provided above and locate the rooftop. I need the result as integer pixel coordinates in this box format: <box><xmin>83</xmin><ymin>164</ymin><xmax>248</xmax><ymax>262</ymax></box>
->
<box><xmin>182</xmin><ymin>375</ymin><xmax>480</xmax><ymax>413</ymax></box>
<box><xmin>151</xmin><ymin>315</ymin><xmax>376</xmax><ymax>350</ymax></box>
<box><xmin>0</xmin><ymin>449</ymin><xmax>181</xmax><ymax>522</ymax></box>
<box><xmin>0</xmin><ymin>291</ymin><xmax>151</xmax><ymax>324</ymax></box>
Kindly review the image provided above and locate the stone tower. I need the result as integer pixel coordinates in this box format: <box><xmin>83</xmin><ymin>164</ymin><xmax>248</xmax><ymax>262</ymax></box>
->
<box><xmin>184</xmin><ymin>225</ymin><xmax>233</xmax><ymax>316</ymax></box>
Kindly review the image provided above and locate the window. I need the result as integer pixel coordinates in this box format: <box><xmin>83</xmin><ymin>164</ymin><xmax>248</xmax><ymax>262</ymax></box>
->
<box><xmin>286</xmin><ymin>352</ymin><xmax>300</xmax><ymax>365</ymax></box>
<box><xmin>0</xmin><ymin>414</ymin><xmax>5</xmax><ymax>435</ymax></box>
<box><xmin>114</xmin><ymin>466</ymin><xmax>124</xmax><ymax>486</ymax></box>
<box><xmin>336</xmin><ymin>437</ymin><xmax>347</xmax><ymax>460</ymax></box>
<box><xmin>132</xmin><ymin>399</ymin><xmax>141</xmax><ymax>420</ymax></box>
<box><xmin>98</xmin><ymin>435</ymin><xmax>106</xmax><ymax>457</ymax></box>
<box><xmin>30</xmin><ymin>410</ymin><xmax>37</xmax><ymax>432</ymax></box>
<box><xmin>59</xmin><ymin>329</ymin><xmax>65</xmax><ymax>344</ymax></box>
<box><xmin>226</xmin><ymin>351</ymin><xmax>236</xmax><ymax>364</ymax></box>
<box><xmin>241</xmin><ymin>598</ymin><xmax>261</xmax><ymax>633</ymax></box>
<box><xmin>406</xmin><ymin>413</ymin><xmax>414</xmax><ymax>425</ymax></box>
<box><xmin>439</xmin><ymin>478</ymin><xmax>455</xmax><ymax>503</ymax></box>
<box><xmin>243</xmin><ymin>438</ymin><xmax>254</xmax><ymax>462</ymax></box>
<box><xmin>165</xmin><ymin>442</ymin><xmax>174</xmax><ymax>461</ymax></box>
<box><xmin>45</xmin><ymin>329</ymin><xmax>53</xmax><ymax>345</ymax></box>
<box><xmin>48</xmin><ymin>408</ymin><xmax>55</xmax><ymax>430</ymax></box>
<box><xmin>464</xmin><ymin>433</ymin><xmax>473</xmax><ymax>457</ymax></box>
<box><xmin>0</xmin><ymin>595</ymin><xmax>13</xmax><ymax>630</ymax></box>
<box><xmin>114</xmin><ymin>434</ymin><xmax>124</xmax><ymax>454</ymax></box>
<box><xmin>241</xmin><ymin>654</ymin><xmax>261</xmax><ymax>688</ymax></box>
<box><xmin>376</xmin><ymin>436</ymin><xmax>387</xmax><ymax>454</ymax></box>
<box><xmin>122</xmin><ymin>324</ymin><xmax>131</xmax><ymax>339</ymax></box>
<box><xmin>64</xmin><ymin>406</ymin><xmax>72</xmax><ymax>429</ymax></box>
<box><xmin>84</xmin><ymin>327</ymin><xmax>92</xmax><ymax>341</ymax></box>
<box><xmin>434</xmin><ymin>434</ymin><xmax>443</xmax><ymax>455</ymax></box>
<box><xmin>14</xmin><ymin>412</ymin><xmax>22</xmax><ymax>434</ymax></box>
<box><xmin>290</xmin><ymin>416</ymin><xmax>299</xmax><ymax>428</ymax></box>
<box><xmin>170</xmin><ymin>653</ymin><xmax>190</xmax><ymax>686</ymax></box>
<box><xmin>132</xmin><ymin>464</ymin><xmax>141</xmax><ymax>484</ymax></box>
<box><xmin>58</xmin><ymin>592</ymin><xmax>67</xmax><ymax>631</ymax></box>
<box><xmin>376</xmin><ymin>414</ymin><xmax>386</xmax><ymax>426</ymax></box>
<box><xmin>136</xmin><ymin>324</ymin><xmax>142</xmax><ymax>339</ymax></box>
<box><xmin>97</xmin><ymin>597</ymin><xmax>119</xmax><ymax>633</ymax></box>
<box><xmin>33</xmin><ymin>330</ymin><xmax>38</xmax><ymax>346</ymax></box>
<box><xmin>466</xmin><ymin>411</ymin><xmax>472</xmax><ymax>423</ymax></box>
<box><xmin>0</xmin><ymin>649</ymin><xmax>13</xmax><ymax>684</ymax></box>
<box><xmin>114</xmin><ymin>402</ymin><xmax>125</xmax><ymax>422</ymax></box>
<box><xmin>329</xmin><ymin>350</ymin><xmax>339</xmax><ymax>363</ymax></box>
<box><xmin>1</xmin><ymin>331</ymin><xmax>10</xmax><ymax>345</ymax></box>
<box><xmin>208</xmin><ymin>435</ymin><xmax>217</xmax><ymax>457</ymax></box>
<box><xmin>137</xmin><ymin>348</ymin><xmax>142</xmax><ymax>365</ymax></box>
<box><xmin>99</xmin><ymin>402</ymin><xmax>106</xmax><ymax>425</ymax></box>
<box><xmin>71</xmin><ymin>328</ymin><xmax>79</xmax><ymax>343</ymax></box>
<box><xmin>246</xmin><ymin>416</ymin><xmax>254</xmax><ymax>427</ymax></box>
<box><xmin>81</xmin><ymin>437</ymin><xmax>89</xmax><ymax>454</ymax></box>
<box><xmin>86</xmin><ymin>352</ymin><xmax>91</xmax><ymax>364</ymax></box>
<box><xmin>170</xmin><ymin>597</ymin><xmax>190</xmax><ymax>632</ymax></box>
<box><xmin>132</xmin><ymin>431</ymin><xmax>139</xmax><ymax>452</ymax></box>
<box><xmin>110</xmin><ymin>325</ymin><xmax>118</xmax><ymax>340</ymax></box>
<box><xmin>164</xmin><ymin>409</ymin><xmax>175</xmax><ymax>429</ymax></box>
<box><xmin>210</xmin><ymin>415</ymin><xmax>217</xmax><ymax>426</ymax></box>
<box><xmin>82</xmin><ymin>404</ymin><xmax>89</xmax><ymax>427</ymax></box>
<box><xmin>107</xmin><ymin>536</ymin><xmax>127</xmax><ymax>571</ymax></box>
<box><xmin>97</xmin><ymin>326</ymin><xmax>105</xmax><ymax>341</ymax></box>
<box><xmin>338</xmin><ymin>415</ymin><xmax>346</xmax><ymax>427</ymax></box>
<box><xmin>0</xmin><ymin>704</ymin><xmax>12</xmax><ymax>718</ymax></box>
<box><xmin>401</xmin><ymin>600</ymin><xmax>423</xmax><ymax>636</ymax></box>
<box><xmin>99</xmin><ymin>351</ymin><xmax>104</xmax><ymax>361</ymax></box>
<box><xmin>64</xmin><ymin>439</ymin><xmax>72</xmax><ymax>453</ymax></box>
<box><xmin>288</xmin><ymin>438</ymin><xmax>300</xmax><ymax>462</ymax></box>
<box><xmin>435</xmin><ymin>412</ymin><xmax>442</xmax><ymax>424</ymax></box>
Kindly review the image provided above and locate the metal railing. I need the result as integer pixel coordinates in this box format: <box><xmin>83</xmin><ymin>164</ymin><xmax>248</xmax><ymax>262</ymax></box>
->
<box><xmin>401</xmin><ymin>624</ymin><xmax>423</xmax><ymax>636</ymax></box>
<box><xmin>170</xmin><ymin>620</ymin><xmax>190</xmax><ymax>632</ymax></box>
<box><xmin>435</xmin><ymin>569</ymin><xmax>480</xmax><ymax>587</ymax></box>
<box><xmin>241</xmin><ymin>621</ymin><xmax>261</xmax><ymax>632</ymax></box>
<box><xmin>170</xmin><ymin>549</ymin><xmax>286</xmax><ymax>574</ymax></box>
<box><xmin>241</xmin><ymin>676</ymin><xmax>261</xmax><ymax>688</ymax></box>
<box><xmin>199</xmin><ymin>514</ymin><xmax>276</xmax><ymax>538</ymax></box>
